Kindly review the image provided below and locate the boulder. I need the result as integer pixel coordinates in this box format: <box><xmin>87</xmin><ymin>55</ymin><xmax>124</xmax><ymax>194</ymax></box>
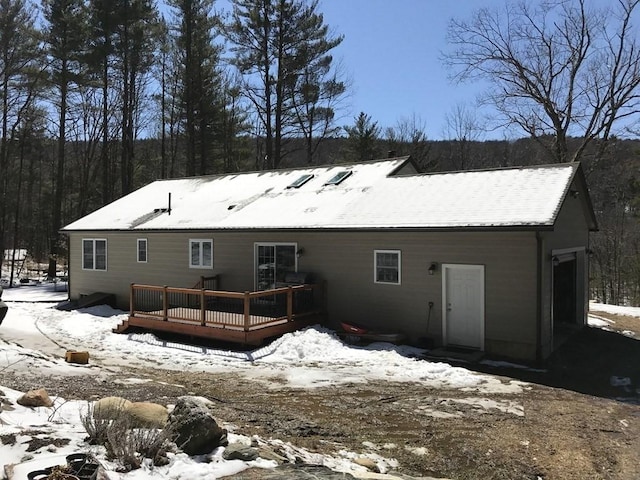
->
<box><xmin>93</xmin><ymin>396</ymin><xmax>132</xmax><ymax>419</ymax></box>
<box><xmin>125</xmin><ymin>401</ymin><xmax>169</xmax><ymax>428</ymax></box>
<box><xmin>17</xmin><ymin>388</ymin><xmax>53</xmax><ymax>408</ymax></box>
<box><xmin>0</xmin><ymin>300</ymin><xmax>7</xmax><ymax>325</ymax></box>
<box><xmin>167</xmin><ymin>396</ymin><xmax>227</xmax><ymax>455</ymax></box>
<box><xmin>223</xmin><ymin>443</ymin><xmax>259</xmax><ymax>461</ymax></box>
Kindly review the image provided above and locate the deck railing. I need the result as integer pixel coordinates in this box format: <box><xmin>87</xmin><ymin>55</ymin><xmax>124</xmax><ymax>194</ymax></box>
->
<box><xmin>129</xmin><ymin>282</ymin><xmax>324</xmax><ymax>331</ymax></box>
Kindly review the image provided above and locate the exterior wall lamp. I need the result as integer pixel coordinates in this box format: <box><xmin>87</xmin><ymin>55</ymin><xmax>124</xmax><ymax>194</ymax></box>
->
<box><xmin>428</xmin><ymin>262</ymin><xmax>438</xmax><ymax>275</ymax></box>
<box><xmin>296</xmin><ymin>247</ymin><xmax>305</xmax><ymax>258</ymax></box>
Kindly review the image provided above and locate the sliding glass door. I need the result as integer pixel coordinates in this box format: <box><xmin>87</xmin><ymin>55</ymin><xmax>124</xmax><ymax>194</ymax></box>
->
<box><xmin>255</xmin><ymin>243</ymin><xmax>297</xmax><ymax>290</ymax></box>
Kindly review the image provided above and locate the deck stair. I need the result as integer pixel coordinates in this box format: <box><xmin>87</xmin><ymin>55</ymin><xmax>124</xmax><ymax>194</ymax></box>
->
<box><xmin>112</xmin><ymin>319</ymin><xmax>130</xmax><ymax>334</ymax></box>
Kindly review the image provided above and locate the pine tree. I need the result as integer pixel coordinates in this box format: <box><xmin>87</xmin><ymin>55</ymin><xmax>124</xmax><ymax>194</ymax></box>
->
<box><xmin>226</xmin><ymin>0</ymin><xmax>344</xmax><ymax>169</ymax></box>
<box><xmin>112</xmin><ymin>0</ymin><xmax>159</xmax><ymax>194</ymax></box>
<box><xmin>344</xmin><ymin>112</ymin><xmax>380</xmax><ymax>162</ymax></box>
<box><xmin>168</xmin><ymin>0</ymin><xmax>223</xmax><ymax>176</ymax></box>
<box><xmin>42</xmin><ymin>0</ymin><xmax>89</xmax><ymax>279</ymax></box>
<box><xmin>0</xmin><ymin>0</ymin><xmax>41</xmax><ymax>273</ymax></box>
<box><xmin>87</xmin><ymin>0</ymin><xmax>119</xmax><ymax>204</ymax></box>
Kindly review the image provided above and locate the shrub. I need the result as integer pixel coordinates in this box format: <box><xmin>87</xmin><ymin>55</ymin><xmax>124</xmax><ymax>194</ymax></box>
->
<box><xmin>80</xmin><ymin>401</ymin><xmax>176</xmax><ymax>471</ymax></box>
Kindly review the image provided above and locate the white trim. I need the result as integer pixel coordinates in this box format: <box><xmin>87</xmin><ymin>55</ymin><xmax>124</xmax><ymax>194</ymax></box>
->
<box><xmin>189</xmin><ymin>239</ymin><xmax>213</xmax><ymax>269</ymax></box>
<box><xmin>137</xmin><ymin>238</ymin><xmax>148</xmax><ymax>263</ymax></box>
<box><xmin>441</xmin><ymin>264</ymin><xmax>485</xmax><ymax>350</ymax></box>
<box><xmin>254</xmin><ymin>242</ymin><xmax>298</xmax><ymax>290</ymax></box>
<box><xmin>374</xmin><ymin>249</ymin><xmax>402</xmax><ymax>285</ymax></box>
<box><xmin>81</xmin><ymin>238</ymin><xmax>108</xmax><ymax>271</ymax></box>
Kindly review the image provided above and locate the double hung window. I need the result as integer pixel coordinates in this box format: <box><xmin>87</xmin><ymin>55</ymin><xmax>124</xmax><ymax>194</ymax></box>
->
<box><xmin>189</xmin><ymin>239</ymin><xmax>213</xmax><ymax>269</ymax></box>
<box><xmin>374</xmin><ymin>250</ymin><xmax>401</xmax><ymax>284</ymax></box>
<box><xmin>82</xmin><ymin>239</ymin><xmax>107</xmax><ymax>271</ymax></box>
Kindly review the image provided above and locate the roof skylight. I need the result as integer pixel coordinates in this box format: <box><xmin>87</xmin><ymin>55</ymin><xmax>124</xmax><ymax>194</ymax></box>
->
<box><xmin>287</xmin><ymin>173</ymin><xmax>314</xmax><ymax>189</ymax></box>
<box><xmin>325</xmin><ymin>170</ymin><xmax>352</xmax><ymax>186</ymax></box>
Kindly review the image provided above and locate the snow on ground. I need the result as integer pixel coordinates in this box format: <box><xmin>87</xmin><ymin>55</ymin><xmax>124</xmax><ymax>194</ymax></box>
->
<box><xmin>0</xmin><ymin>284</ymin><xmax>633</xmax><ymax>479</ymax></box>
<box><xmin>590</xmin><ymin>301</ymin><xmax>640</xmax><ymax>318</ymax></box>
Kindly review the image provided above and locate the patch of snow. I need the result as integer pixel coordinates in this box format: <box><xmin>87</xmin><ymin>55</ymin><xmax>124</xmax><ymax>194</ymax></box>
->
<box><xmin>590</xmin><ymin>302</ymin><xmax>640</xmax><ymax>318</ymax></box>
<box><xmin>444</xmin><ymin>397</ymin><xmax>525</xmax><ymax>417</ymax></box>
<box><xmin>480</xmin><ymin>359</ymin><xmax>547</xmax><ymax>373</ymax></box>
<box><xmin>405</xmin><ymin>446</ymin><xmax>428</xmax><ymax>456</ymax></box>
<box><xmin>588</xmin><ymin>314</ymin><xmax>615</xmax><ymax>327</ymax></box>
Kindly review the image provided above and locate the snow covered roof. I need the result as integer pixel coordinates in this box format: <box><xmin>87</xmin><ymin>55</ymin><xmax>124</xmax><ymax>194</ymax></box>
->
<box><xmin>62</xmin><ymin>157</ymin><xmax>592</xmax><ymax>232</ymax></box>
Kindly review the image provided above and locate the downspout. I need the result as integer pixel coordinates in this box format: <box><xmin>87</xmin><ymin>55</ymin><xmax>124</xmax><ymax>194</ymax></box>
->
<box><xmin>535</xmin><ymin>231</ymin><xmax>543</xmax><ymax>364</ymax></box>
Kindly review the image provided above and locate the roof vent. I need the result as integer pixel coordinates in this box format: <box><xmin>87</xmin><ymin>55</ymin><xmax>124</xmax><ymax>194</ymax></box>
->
<box><xmin>325</xmin><ymin>170</ymin><xmax>352</xmax><ymax>186</ymax></box>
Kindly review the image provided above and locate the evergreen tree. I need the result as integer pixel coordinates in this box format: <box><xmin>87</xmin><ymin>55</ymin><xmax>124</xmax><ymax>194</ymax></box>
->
<box><xmin>168</xmin><ymin>0</ymin><xmax>223</xmax><ymax>176</ymax></box>
<box><xmin>87</xmin><ymin>0</ymin><xmax>119</xmax><ymax>204</ymax></box>
<box><xmin>0</xmin><ymin>0</ymin><xmax>41</xmax><ymax>273</ymax></box>
<box><xmin>42</xmin><ymin>0</ymin><xmax>89</xmax><ymax>279</ymax></box>
<box><xmin>226</xmin><ymin>0</ymin><xmax>343</xmax><ymax>169</ymax></box>
<box><xmin>344</xmin><ymin>112</ymin><xmax>380</xmax><ymax>162</ymax></box>
<box><xmin>112</xmin><ymin>0</ymin><xmax>159</xmax><ymax>194</ymax></box>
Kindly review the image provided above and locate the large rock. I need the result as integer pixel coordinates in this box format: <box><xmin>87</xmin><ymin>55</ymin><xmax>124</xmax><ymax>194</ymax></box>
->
<box><xmin>93</xmin><ymin>396</ymin><xmax>132</xmax><ymax>420</ymax></box>
<box><xmin>17</xmin><ymin>388</ymin><xmax>53</xmax><ymax>408</ymax></box>
<box><xmin>125</xmin><ymin>401</ymin><xmax>168</xmax><ymax>428</ymax></box>
<box><xmin>167</xmin><ymin>396</ymin><xmax>227</xmax><ymax>455</ymax></box>
<box><xmin>0</xmin><ymin>300</ymin><xmax>7</xmax><ymax>324</ymax></box>
<box><xmin>222</xmin><ymin>443</ymin><xmax>259</xmax><ymax>461</ymax></box>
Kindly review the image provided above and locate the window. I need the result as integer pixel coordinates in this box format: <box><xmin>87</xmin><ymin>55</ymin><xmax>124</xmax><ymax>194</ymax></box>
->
<box><xmin>374</xmin><ymin>250</ymin><xmax>401</xmax><ymax>284</ymax></box>
<box><xmin>82</xmin><ymin>239</ymin><xmax>107</xmax><ymax>271</ymax></box>
<box><xmin>255</xmin><ymin>243</ymin><xmax>297</xmax><ymax>290</ymax></box>
<box><xmin>325</xmin><ymin>170</ymin><xmax>352</xmax><ymax>185</ymax></box>
<box><xmin>287</xmin><ymin>174</ymin><xmax>314</xmax><ymax>189</ymax></box>
<box><xmin>189</xmin><ymin>239</ymin><xmax>213</xmax><ymax>269</ymax></box>
<box><xmin>137</xmin><ymin>238</ymin><xmax>148</xmax><ymax>263</ymax></box>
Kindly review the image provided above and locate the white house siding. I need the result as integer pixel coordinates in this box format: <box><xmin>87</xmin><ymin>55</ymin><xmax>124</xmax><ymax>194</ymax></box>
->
<box><xmin>68</xmin><ymin>229</ymin><xmax>539</xmax><ymax>360</ymax></box>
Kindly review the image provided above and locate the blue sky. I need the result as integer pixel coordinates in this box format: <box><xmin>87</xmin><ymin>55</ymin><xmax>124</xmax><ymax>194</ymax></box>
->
<box><xmin>318</xmin><ymin>0</ymin><xmax>498</xmax><ymax>139</ymax></box>
<box><xmin>167</xmin><ymin>0</ymin><xmax>500</xmax><ymax>139</ymax></box>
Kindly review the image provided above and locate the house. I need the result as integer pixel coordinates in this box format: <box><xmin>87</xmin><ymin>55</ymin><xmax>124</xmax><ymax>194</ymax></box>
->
<box><xmin>61</xmin><ymin>156</ymin><xmax>598</xmax><ymax>361</ymax></box>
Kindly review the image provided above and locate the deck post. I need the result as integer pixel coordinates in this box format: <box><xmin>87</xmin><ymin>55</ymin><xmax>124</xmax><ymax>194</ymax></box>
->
<box><xmin>243</xmin><ymin>291</ymin><xmax>251</xmax><ymax>331</ymax></box>
<box><xmin>130</xmin><ymin>283</ymin><xmax>135</xmax><ymax>317</ymax></box>
<box><xmin>200</xmin><ymin>289</ymin><xmax>206</xmax><ymax>326</ymax></box>
<box><xmin>287</xmin><ymin>286</ymin><xmax>293</xmax><ymax>321</ymax></box>
<box><xmin>163</xmin><ymin>286</ymin><xmax>169</xmax><ymax>321</ymax></box>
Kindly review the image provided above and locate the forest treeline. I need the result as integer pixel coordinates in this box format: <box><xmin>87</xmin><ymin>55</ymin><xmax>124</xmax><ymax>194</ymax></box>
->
<box><xmin>0</xmin><ymin>0</ymin><xmax>639</xmax><ymax>306</ymax></box>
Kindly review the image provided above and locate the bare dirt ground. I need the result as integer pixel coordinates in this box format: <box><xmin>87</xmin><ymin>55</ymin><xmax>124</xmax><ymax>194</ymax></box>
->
<box><xmin>2</xmin><ymin>311</ymin><xmax>640</xmax><ymax>480</ymax></box>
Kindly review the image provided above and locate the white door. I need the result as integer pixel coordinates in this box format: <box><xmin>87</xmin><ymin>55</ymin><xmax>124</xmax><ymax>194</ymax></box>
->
<box><xmin>442</xmin><ymin>264</ymin><xmax>485</xmax><ymax>350</ymax></box>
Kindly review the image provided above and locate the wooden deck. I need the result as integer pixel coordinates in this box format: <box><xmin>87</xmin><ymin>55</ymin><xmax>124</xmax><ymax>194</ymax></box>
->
<box><xmin>113</xmin><ymin>282</ymin><xmax>326</xmax><ymax>346</ymax></box>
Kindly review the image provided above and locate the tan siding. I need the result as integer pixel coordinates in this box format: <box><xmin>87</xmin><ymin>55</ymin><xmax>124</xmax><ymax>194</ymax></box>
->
<box><xmin>69</xmin><ymin>229</ymin><xmax>539</xmax><ymax>359</ymax></box>
<box><xmin>539</xmin><ymin>179</ymin><xmax>592</xmax><ymax>358</ymax></box>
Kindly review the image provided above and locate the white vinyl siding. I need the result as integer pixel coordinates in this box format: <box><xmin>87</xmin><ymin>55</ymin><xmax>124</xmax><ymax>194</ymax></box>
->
<box><xmin>374</xmin><ymin>250</ymin><xmax>401</xmax><ymax>284</ymax></box>
<box><xmin>82</xmin><ymin>239</ymin><xmax>107</xmax><ymax>271</ymax></box>
<box><xmin>137</xmin><ymin>238</ymin><xmax>148</xmax><ymax>263</ymax></box>
<box><xmin>189</xmin><ymin>239</ymin><xmax>213</xmax><ymax>269</ymax></box>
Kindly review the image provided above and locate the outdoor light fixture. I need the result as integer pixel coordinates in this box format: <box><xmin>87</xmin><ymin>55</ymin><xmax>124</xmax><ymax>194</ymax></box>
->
<box><xmin>428</xmin><ymin>262</ymin><xmax>437</xmax><ymax>275</ymax></box>
<box><xmin>296</xmin><ymin>247</ymin><xmax>305</xmax><ymax>258</ymax></box>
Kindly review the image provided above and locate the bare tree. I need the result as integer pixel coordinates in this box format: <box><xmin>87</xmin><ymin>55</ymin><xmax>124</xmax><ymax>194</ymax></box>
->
<box><xmin>442</xmin><ymin>102</ymin><xmax>483</xmax><ymax>170</ymax></box>
<box><xmin>384</xmin><ymin>113</ymin><xmax>433</xmax><ymax>171</ymax></box>
<box><xmin>444</xmin><ymin>0</ymin><xmax>640</xmax><ymax>163</ymax></box>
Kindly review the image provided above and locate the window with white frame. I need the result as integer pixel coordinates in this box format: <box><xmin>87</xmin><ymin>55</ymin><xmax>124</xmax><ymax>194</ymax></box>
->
<box><xmin>82</xmin><ymin>239</ymin><xmax>107</xmax><ymax>271</ymax></box>
<box><xmin>137</xmin><ymin>238</ymin><xmax>148</xmax><ymax>263</ymax></box>
<box><xmin>374</xmin><ymin>250</ymin><xmax>401</xmax><ymax>284</ymax></box>
<box><xmin>189</xmin><ymin>239</ymin><xmax>213</xmax><ymax>269</ymax></box>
